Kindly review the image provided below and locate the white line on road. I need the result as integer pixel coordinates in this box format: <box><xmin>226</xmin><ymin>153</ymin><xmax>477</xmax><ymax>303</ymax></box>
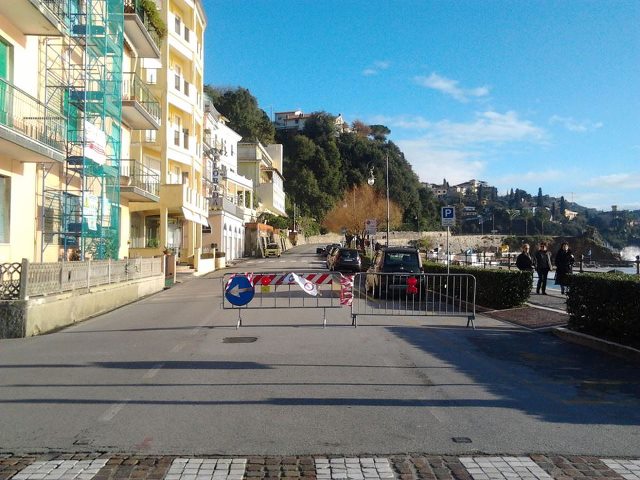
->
<box><xmin>99</xmin><ymin>401</ymin><xmax>129</xmax><ymax>422</ymax></box>
<box><xmin>143</xmin><ymin>363</ymin><xmax>164</xmax><ymax>379</ymax></box>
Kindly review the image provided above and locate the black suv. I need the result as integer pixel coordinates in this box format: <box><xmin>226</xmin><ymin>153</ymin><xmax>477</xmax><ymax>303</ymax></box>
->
<box><xmin>365</xmin><ymin>247</ymin><xmax>423</xmax><ymax>297</ymax></box>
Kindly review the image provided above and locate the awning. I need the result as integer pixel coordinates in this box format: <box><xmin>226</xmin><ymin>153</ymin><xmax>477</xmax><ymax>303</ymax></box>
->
<box><xmin>181</xmin><ymin>207</ymin><xmax>210</xmax><ymax>227</ymax></box>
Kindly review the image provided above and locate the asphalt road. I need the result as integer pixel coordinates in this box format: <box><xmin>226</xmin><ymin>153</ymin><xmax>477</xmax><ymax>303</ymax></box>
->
<box><xmin>1</xmin><ymin>244</ymin><xmax>639</xmax><ymax>457</ymax></box>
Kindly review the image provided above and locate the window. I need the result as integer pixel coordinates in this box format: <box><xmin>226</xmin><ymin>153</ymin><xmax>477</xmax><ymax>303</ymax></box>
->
<box><xmin>182</xmin><ymin>128</ymin><xmax>189</xmax><ymax>149</ymax></box>
<box><xmin>184</xmin><ymin>27</ymin><xmax>190</xmax><ymax>43</ymax></box>
<box><xmin>174</xmin><ymin>66</ymin><xmax>181</xmax><ymax>90</ymax></box>
<box><xmin>174</xmin><ymin>16</ymin><xmax>181</xmax><ymax>35</ymax></box>
<box><xmin>145</xmin><ymin>129</ymin><xmax>157</xmax><ymax>143</ymax></box>
<box><xmin>0</xmin><ymin>175</ymin><xmax>10</xmax><ymax>242</ymax></box>
<box><xmin>0</xmin><ymin>38</ymin><xmax>12</xmax><ymax>125</ymax></box>
<box><xmin>173</xmin><ymin>115</ymin><xmax>181</xmax><ymax>146</ymax></box>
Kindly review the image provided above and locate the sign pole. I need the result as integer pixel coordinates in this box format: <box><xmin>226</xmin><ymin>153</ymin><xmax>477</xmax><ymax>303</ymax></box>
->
<box><xmin>446</xmin><ymin>226</ymin><xmax>450</xmax><ymax>275</ymax></box>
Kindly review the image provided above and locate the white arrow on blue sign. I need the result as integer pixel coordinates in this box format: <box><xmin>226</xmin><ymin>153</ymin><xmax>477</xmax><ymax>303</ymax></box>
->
<box><xmin>225</xmin><ymin>275</ymin><xmax>255</xmax><ymax>306</ymax></box>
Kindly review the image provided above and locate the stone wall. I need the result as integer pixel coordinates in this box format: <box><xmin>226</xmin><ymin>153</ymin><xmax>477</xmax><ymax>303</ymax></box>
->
<box><xmin>305</xmin><ymin>232</ymin><xmax>507</xmax><ymax>253</ymax></box>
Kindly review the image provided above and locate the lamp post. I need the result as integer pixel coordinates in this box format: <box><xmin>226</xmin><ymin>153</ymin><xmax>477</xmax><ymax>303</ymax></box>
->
<box><xmin>385</xmin><ymin>154</ymin><xmax>390</xmax><ymax>247</ymax></box>
<box><xmin>366</xmin><ymin>156</ymin><xmax>390</xmax><ymax>246</ymax></box>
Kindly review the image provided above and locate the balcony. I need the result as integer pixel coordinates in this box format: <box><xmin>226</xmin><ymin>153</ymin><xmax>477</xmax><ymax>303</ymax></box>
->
<box><xmin>119</xmin><ymin>159</ymin><xmax>160</xmax><ymax>202</ymax></box>
<box><xmin>209</xmin><ymin>195</ymin><xmax>248</xmax><ymax>220</ymax></box>
<box><xmin>121</xmin><ymin>72</ymin><xmax>161</xmax><ymax>130</ymax></box>
<box><xmin>0</xmin><ymin>78</ymin><xmax>66</xmax><ymax>163</ymax></box>
<box><xmin>123</xmin><ymin>0</ymin><xmax>162</xmax><ymax>58</ymax></box>
<box><xmin>161</xmin><ymin>183</ymin><xmax>209</xmax><ymax>226</ymax></box>
<box><xmin>0</xmin><ymin>0</ymin><xmax>65</xmax><ymax>36</ymax></box>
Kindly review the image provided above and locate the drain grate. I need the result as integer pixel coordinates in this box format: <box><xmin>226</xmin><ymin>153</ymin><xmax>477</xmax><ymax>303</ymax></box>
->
<box><xmin>223</xmin><ymin>336</ymin><xmax>257</xmax><ymax>343</ymax></box>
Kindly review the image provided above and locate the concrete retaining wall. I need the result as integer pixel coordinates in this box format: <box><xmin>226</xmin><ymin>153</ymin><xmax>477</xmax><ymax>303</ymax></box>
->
<box><xmin>0</xmin><ymin>275</ymin><xmax>165</xmax><ymax>338</ymax></box>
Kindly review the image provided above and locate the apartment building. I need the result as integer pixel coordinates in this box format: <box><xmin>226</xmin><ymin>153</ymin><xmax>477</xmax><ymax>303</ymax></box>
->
<box><xmin>128</xmin><ymin>0</ymin><xmax>208</xmax><ymax>264</ymax></box>
<box><xmin>1</xmin><ymin>0</ymin><xmax>127</xmax><ymax>263</ymax></box>
<box><xmin>0</xmin><ymin>0</ymin><xmax>206</xmax><ymax>267</ymax></box>
<box><xmin>202</xmin><ymin>98</ymin><xmax>255</xmax><ymax>261</ymax></box>
<box><xmin>237</xmin><ymin>142</ymin><xmax>286</xmax><ymax>218</ymax></box>
<box><xmin>274</xmin><ymin>110</ymin><xmax>349</xmax><ymax>134</ymax></box>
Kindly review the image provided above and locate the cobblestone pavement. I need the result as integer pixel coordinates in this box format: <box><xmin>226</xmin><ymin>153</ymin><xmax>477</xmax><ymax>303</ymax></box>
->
<box><xmin>1</xmin><ymin>454</ymin><xmax>639</xmax><ymax>480</ymax></box>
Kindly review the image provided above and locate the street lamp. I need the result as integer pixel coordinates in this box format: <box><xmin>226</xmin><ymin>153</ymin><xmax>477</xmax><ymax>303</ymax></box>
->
<box><xmin>366</xmin><ymin>155</ymin><xmax>390</xmax><ymax>246</ymax></box>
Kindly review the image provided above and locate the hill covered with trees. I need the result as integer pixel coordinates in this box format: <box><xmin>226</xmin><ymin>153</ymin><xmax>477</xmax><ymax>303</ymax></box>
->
<box><xmin>205</xmin><ymin>85</ymin><xmax>640</xmax><ymax>250</ymax></box>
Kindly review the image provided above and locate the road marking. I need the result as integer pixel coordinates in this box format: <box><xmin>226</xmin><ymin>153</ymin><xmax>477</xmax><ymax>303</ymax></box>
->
<box><xmin>166</xmin><ymin>458</ymin><xmax>247</xmax><ymax>480</ymax></box>
<box><xmin>315</xmin><ymin>458</ymin><xmax>395</xmax><ymax>480</ymax></box>
<box><xmin>459</xmin><ymin>457</ymin><xmax>551</xmax><ymax>479</ymax></box>
<box><xmin>99</xmin><ymin>401</ymin><xmax>128</xmax><ymax>422</ymax></box>
<box><xmin>601</xmin><ymin>459</ymin><xmax>640</xmax><ymax>479</ymax></box>
<box><xmin>171</xmin><ymin>342</ymin><xmax>187</xmax><ymax>353</ymax></box>
<box><xmin>143</xmin><ymin>363</ymin><xmax>164</xmax><ymax>379</ymax></box>
<box><xmin>11</xmin><ymin>459</ymin><xmax>108</xmax><ymax>480</ymax></box>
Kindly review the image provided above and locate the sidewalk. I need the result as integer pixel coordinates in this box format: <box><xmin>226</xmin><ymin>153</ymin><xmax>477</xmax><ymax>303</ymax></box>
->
<box><xmin>482</xmin><ymin>289</ymin><xmax>569</xmax><ymax>331</ymax></box>
<box><xmin>1</xmin><ymin>453</ymin><xmax>637</xmax><ymax>480</ymax></box>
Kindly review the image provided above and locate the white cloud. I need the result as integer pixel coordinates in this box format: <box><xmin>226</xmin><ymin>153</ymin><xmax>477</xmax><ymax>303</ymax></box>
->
<box><xmin>582</xmin><ymin>173</ymin><xmax>640</xmax><ymax>189</ymax></box>
<box><xmin>362</xmin><ymin>60</ymin><xmax>390</xmax><ymax>76</ymax></box>
<box><xmin>431</xmin><ymin>111</ymin><xmax>547</xmax><ymax>145</ymax></box>
<box><xmin>374</xmin><ymin>111</ymin><xmax>547</xmax><ymax>146</ymax></box>
<box><xmin>397</xmin><ymin>138</ymin><xmax>486</xmax><ymax>184</ymax></box>
<box><xmin>414</xmin><ymin>73</ymin><xmax>490</xmax><ymax>102</ymax></box>
<box><xmin>549</xmin><ymin>115</ymin><xmax>603</xmax><ymax>132</ymax></box>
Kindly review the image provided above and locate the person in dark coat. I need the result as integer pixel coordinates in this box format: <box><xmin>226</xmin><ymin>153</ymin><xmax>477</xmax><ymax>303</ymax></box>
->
<box><xmin>515</xmin><ymin>244</ymin><xmax>534</xmax><ymax>271</ymax></box>
<box><xmin>554</xmin><ymin>241</ymin><xmax>575</xmax><ymax>294</ymax></box>
<box><xmin>534</xmin><ymin>242</ymin><xmax>553</xmax><ymax>294</ymax></box>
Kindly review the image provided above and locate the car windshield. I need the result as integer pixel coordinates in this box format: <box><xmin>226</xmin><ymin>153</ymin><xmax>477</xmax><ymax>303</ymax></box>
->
<box><xmin>267</xmin><ymin>243</ymin><xmax>278</xmax><ymax>249</ymax></box>
<box><xmin>340</xmin><ymin>250</ymin><xmax>358</xmax><ymax>259</ymax></box>
<box><xmin>384</xmin><ymin>252</ymin><xmax>419</xmax><ymax>267</ymax></box>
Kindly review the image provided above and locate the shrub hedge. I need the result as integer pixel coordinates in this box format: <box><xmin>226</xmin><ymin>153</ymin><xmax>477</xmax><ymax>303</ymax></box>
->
<box><xmin>423</xmin><ymin>263</ymin><xmax>532</xmax><ymax>310</ymax></box>
<box><xmin>566</xmin><ymin>273</ymin><xmax>640</xmax><ymax>349</ymax></box>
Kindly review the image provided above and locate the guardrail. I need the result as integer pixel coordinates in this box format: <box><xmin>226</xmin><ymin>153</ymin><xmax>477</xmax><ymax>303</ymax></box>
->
<box><xmin>351</xmin><ymin>272</ymin><xmax>477</xmax><ymax>328</ymax></box>
<box><xmin>222</xmin><ymin>272</ymin><xmax>351</xmax><ymax>328</ymax></box>
<box><xmin>1</xmin><ymin>258</ymin><xmax>163</xmax><ymax>300</ymax></box>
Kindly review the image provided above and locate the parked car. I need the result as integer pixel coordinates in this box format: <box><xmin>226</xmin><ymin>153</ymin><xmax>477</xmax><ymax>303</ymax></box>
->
<box><xmin>330</xmin><ymin>248</ymin><xmax>362</xmax><ymax>272</ymax></box>
<box><xmin>365</xmin><ymin>247</ymin><xmax>423</xmax><ymax>297</ymax></box>
<box><xmin>264</xmin><ymin>242</ymin><xmax>281</xmax><ymax>258</ymax></box>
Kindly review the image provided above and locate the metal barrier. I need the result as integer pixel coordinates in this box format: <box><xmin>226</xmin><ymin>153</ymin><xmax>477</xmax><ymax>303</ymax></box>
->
<box><xmin>351</xmin><ymin>272</ymin><xmax>477</xmax><ymax>328</ymax></box>
<box><xmin>221</xmin><ymin>272</ymin><xmax>352</xmax><ymax>328</ymax></box>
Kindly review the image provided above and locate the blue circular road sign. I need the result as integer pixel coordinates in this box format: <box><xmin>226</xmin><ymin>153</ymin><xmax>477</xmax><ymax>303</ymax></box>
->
<box><xmin>225</xmin><ymin>275</ymin><xmax>255</xmax><ymax>306</ymax></box>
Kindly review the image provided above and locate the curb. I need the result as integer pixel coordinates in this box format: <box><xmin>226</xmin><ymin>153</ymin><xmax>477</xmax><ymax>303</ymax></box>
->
<box><xmin>552</xmin><ymin>327</ymin><xmax>640</xmax><ymax>363</ymax></box>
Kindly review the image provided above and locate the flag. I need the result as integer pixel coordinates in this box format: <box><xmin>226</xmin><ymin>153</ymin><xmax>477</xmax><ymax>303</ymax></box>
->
<box><xmin>288</xmin><ymin>272</ymin><xmax>318</xmax><ymax>296</ymax></box>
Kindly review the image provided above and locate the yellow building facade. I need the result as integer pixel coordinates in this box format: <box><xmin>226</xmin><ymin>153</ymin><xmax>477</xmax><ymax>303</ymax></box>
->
<box><xmin>0</xmin><ymin>0</ymin><xmax>206</xmax><ymax>265</ymax></box>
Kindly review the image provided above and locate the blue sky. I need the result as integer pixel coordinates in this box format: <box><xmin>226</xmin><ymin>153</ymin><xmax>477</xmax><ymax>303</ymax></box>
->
<box><xmin>202</xmin><ymin>0</ymin><xmax>640</xmax><ymax>211</ymax></box>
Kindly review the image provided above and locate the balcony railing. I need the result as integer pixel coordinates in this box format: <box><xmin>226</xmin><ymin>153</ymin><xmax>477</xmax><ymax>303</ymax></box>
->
<box><xmin>120</xmin><ymin>159</ymin><xmax>160</xmax><ymax>197</ymax></box>
<box><xmin>41</xmin><ymin>0</ymin><xmax>68</xmax><ymax>22</ymax></box>
<box><xmin>123</xmin><ymin>0</ymin><xmax>162</xmax><ymax>52</ymax></box>
<box><xmin>121</xmin><ymin>72</ymin><xmax>161</xmax><ymax>128</ymax></box>
<box><xmin>0</xmin><ymin>78</ymin><xmax>66</xmax><ymax>153</ymax></box>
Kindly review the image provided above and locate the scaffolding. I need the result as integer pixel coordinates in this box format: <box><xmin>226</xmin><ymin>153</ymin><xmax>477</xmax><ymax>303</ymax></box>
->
<box><xmin>41</xmin><ymin>0</ymin><xmax>123</xmax><ymax>261</ymax></box>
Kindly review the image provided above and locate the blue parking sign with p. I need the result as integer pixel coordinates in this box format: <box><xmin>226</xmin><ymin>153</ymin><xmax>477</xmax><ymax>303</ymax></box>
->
<box><xmin>441</xmin><ymin>206</ymin><xmax>455</xmax><ymax>226</ymax></box>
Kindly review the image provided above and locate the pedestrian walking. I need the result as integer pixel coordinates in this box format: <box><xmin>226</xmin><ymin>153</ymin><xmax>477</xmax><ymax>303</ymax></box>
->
<box><xmin>534</xmin><ymin>241</ymin><xmax>553</xmax><ymax>294</ymax></box>
<box><xmin>554</xmin><ymin>241</ymin><xmax>575</xmax><ymax>294</ymax></box>
<box><xmin>515</xmin><ymin>244</ymin><xmax>534</xmax><ymax>271</ymax></box>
